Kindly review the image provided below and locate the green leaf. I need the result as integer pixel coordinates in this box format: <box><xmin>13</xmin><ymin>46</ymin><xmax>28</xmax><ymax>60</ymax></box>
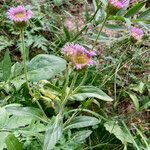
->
<box><xmin>11</xmin><ymin>54</ymin><xmax>66</xmax><ymax>88</ymax></box>
<box><xmin>104</xmin><ymin>121</ymin><xmax>133</xmax><ymax>145</ymax></box>
<box><xmin>124</xmin><ymin>18</ymin><xmax>131</xmax><ymax>28</ymax></box>
<box><xmin>28</xmin><ymin>54</ymin><xmax>66</xmax><ymax>82</ymax></box>
<box><xmin>0</xmin><ymin>107</ymin><xmax>32</xmax><ymax>130</ymax></box>
<box><xmin>0</xmin><ymin>107</ymin><xmax>9</xmax><ymax>129</ymax></box>
<box><xmin>72</xmin><ymin>130</ymin><xmax>92</xmax><ymax>143</ymax></box>
<box><xmin>5</xmin><ymin>134</ymin><xmax>23</xmax><ymax>150</ymax></box>
<box><xmin>129</xmin><ymin>82</ymin><xmax>145</xmax><ymax>94</ymax></box>
<box><xmin>121</xmin><ymin>121</ymin><xmax>141</xmax><ymax>150</ymax></box>
<box><xmin>11</xmin><ymin>63</ymin><xmax>23</xmax><ymax>79</ymax></box>
<box><xmin>124</xmin><ymin>2</ymin><xmax>145</xmax><ymax>18</ymax></box>
<box><xmin>127</xmin><ymin>92</ymin><xmax>139</xmax><ymax>111</ymax></box>
<box><xmin>43</xmin><ymin>115</ymin><xmax>63</xmax><ymax>150</ymax></box>
<box><xmin>70</xmin><ymin>86</ymin><xmax>113</xmax><ymax>101</ymax></box>
<box><xmin>63</xmin><ymin>25</ymin><xmax>70</xmax><ymax>41</ymax></box>
<box><xmin>138</xmin><ymin>8</ymin><xmax>150</xmax><ymax>20</ymax></box>
<box><xmin>5</xmin><ymin>116</ymin><xmax>32</xmax><ymax>129</ymax></box>
<box><xmin>0</xmin><ymin>36</ymin><xmax>14</xmax><ymax>52</ymax></box>
<box><xmin>2</xmin><ymin>50</ymin><xmax>11</xmax><ymax>81</ymax></box>
<box><xmin>5</xmin><ymin>104</ymin><xmax>48</xmax><ymax>123</ymax></box>
<box><xmin>0</xmin><ymin>132</ymin><xmax>9</xmax><ymax>150</ymax></box>
<box><xmin>64</xmin><ymin>116</ymin><xmax>100</xmax><ymax>130</ymax></box>
<box><xmin>32</xmin><ymin>35</ymin><xmax>48</xmax><ymax>52</ymax></box>
<box><xmin>143</xmin><ymin>100</ymin><xmax>150</xmax><ymax>110</ymax></box>
<box><xmin>17</xmin><ymin>121</ymin><xmax>46</xmax><ymax>144</ymax></box>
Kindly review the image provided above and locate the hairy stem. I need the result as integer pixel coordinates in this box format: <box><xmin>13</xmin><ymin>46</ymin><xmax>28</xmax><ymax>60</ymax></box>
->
<box><xmin>21</xmin><ymin>29</ymin><xmax>48</xmax><ymax>120</ymax></box>
<box><xmin>20</xmin><ymin>29</ymin><xmax>29</xmax><ymax>89</ymax></box>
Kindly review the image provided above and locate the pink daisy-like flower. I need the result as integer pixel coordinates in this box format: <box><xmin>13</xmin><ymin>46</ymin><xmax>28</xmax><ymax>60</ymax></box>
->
<box><xmin>62</xmin><ymin>43</ymin><xmax>96</xmax><ymax>69</ymax></box>
<box><xmin>131</xmin><ymin>27</ymin><xmax>144</xmax><ymax>41</ymax></box>
<box><xmin>7</xmin><ymin>6</ymin><xmax>32</xmax><ymax>23</ymax></box>
<box><xmin>109</xmin><ymin>0</ymin><xmax>129</xmax><ymax>9</ymax></box>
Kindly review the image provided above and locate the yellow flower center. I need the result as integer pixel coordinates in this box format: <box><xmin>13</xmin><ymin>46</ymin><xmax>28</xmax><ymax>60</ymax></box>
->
<box><xmin>15</xmin><ymin>12</ymin><xmax>26</xmax><ymax>18</ymax></box>
<box><xmin>73</xmin><ymin>53</ymin><xmax>89</xmax><ymax>64</ymax></box>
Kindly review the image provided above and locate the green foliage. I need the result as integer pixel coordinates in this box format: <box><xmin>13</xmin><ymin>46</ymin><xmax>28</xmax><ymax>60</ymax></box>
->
<box><xmin>5</xmin><ymin>134</ymin><xmax>23</xmax><ymax>150</ymax></box>
<box><xmin>70</xmin><ymin>86</ymin><xmax>113</xmax><ymax>101</ymax></box>
<box><xmin>64</xmin><ymin>116</ymin><xmax>100</xmax><ymax>130</ymax></box>
<box><xmin>124</xmin><ymin>2</ymin><xmax>146</xmax><ymax>18</ymax></box>
<box><xmin>2</xmin><ymin>50</ymin><xmax>11</xmax><ymax>81</ymax></box>
<box><xmin>10</xmin><ymin>54</ymin><xmax>66</xmax><ymax>89</ymax></box>
<box><xmin>0</xmin><ymin>0</ymin><xmax>149</xmax><ymax>149</ymax></box>
<box><xmin>104</xmin><ymin>120</ymin><xmax>133</xmax><ymax>146</ymax></box>
<box><xmin>0</xmin><ymin>36</ymin><xmax>14</xmax><ymax>52</ymax></box>
<box><xmin>54</xmin><ymin>0</ymin><xmax>63</xmax><ymax>6</ymax></box>
<box><xmin>43</xmin><ymin>115</ymin><xmax>63</xmax><ymax>150</ymax></box>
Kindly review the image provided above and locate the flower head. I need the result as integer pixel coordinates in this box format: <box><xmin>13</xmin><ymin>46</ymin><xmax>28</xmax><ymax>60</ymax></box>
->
<box><xmin>109</xmin><ymin>0</ymin><xmax>129</xmax><ymax>9</ymax></box>
<box><xmin>107</xmin><ymin>0</ymin><xmax>129</xmax><ymax>15</ymax></box>
<box><xmin>131</xmin><ymin>27</ymin><xmax>144</xmax><ymax>41</ymax></box>
<box><xmin>62</xmin><ymin>43</ymin><xmax>96</xmax><ymax>69</ymax></box>
<box><xmin>7</xmin><ymin>6</ymin><xmax>32</xmax><ymax>23</ymax></box>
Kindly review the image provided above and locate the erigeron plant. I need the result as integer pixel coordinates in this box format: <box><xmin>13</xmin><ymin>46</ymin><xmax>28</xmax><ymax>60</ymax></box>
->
<box><xmin>7</xmin><ymin>5</ymin><xmax>33</xmax><ymax>89</ymax></box>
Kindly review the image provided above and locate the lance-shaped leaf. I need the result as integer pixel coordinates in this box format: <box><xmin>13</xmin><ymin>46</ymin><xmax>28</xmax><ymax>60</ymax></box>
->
<box><xmin>124</xmin><ymin>2</ymin><xmax>145</xmax><ymax>18</ymax></box>
<box><xmin>43</xmin><ymin>114</ymin><xmax>63</xmax><ymax>150</ymax></box>
<box><xmin>64</xmin><ymin>116</ymin><xmax>100</xmax><ymax>130</ymax></box>
<box><xmin>70</xmin><ymin>86</ymin><xmax>113</xmax><ymax>101</ymax></box>
<box><xmin>5</xmin><ymin>134</ymin><xmax>23</xmax><ymax>150</ymax></box>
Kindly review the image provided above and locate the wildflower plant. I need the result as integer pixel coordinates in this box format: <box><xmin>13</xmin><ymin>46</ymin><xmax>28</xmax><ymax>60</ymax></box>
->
<box><xmin>0</xmin><ymin>0</ymin><xmax>148</xmax><ymax>150</ymax></box>
<box><xmin>7</xmin><ymin>5</ymin><xmax>33</xmax><ymax>90</ymax></box>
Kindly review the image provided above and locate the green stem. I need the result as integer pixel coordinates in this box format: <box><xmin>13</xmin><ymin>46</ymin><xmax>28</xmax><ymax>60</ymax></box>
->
<box><xmin>92</xmin><ymin>15</ymin><xmax>108</xmax><ymax>50</ymax></box>
<box><xmin>62</xmin><ymin>71</ymin><xmax>78</xmax><ymax>107</ymax></box>
<box><xmin>62</xmin><ymin>63</ymin><xmax>70</xmax><ymax>99</ymax></box>
<box><xmin>35</xmin><ymin>100</ymin><xmax>49</xmax><ymax>122</ymax></box>
<box><xmin>20</xmin><ymin>29</ymin><xmax>29</xmax><ymax>89</ymax></box>
<box><xmin>20</xmin><ymin>29</ymin><xmax>48</xmax><ymax>120</ymax></box>
<box><xmin>69</xmin><ymin>71</ymin><xmax>78</xmax><ymax>94</ymax></box>
<box><xmin>72</xmin><ymin>69</ymin><xmax>88</xmax><ymax>94</ymax></box>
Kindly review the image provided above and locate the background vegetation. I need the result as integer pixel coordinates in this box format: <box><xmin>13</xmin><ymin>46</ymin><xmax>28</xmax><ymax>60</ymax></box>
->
<box><xmin>0</xmin><ymin>0</ymin><xmax>149</xmax><ymax>150</ymax></box>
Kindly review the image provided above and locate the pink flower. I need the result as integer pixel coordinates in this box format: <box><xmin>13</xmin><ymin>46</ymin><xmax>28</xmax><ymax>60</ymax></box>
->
<box><xmin>131</xmin><ymin>27</ymin><xmax>144</xmax><ymax>41</ymax></box>
<box><xmin>62</xmin><ymin>43</ymin><xmax>96</xmax><ymax>69</ymax></box>
<box><xmin>7</xmin><ymin>6</ymin><xmax>32</xmax><ymax>22</ymax></box>
<box><xmin>109</xmin><ymin>0</ymin><xmax>129</xmax><ymax>9</ymax></box>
